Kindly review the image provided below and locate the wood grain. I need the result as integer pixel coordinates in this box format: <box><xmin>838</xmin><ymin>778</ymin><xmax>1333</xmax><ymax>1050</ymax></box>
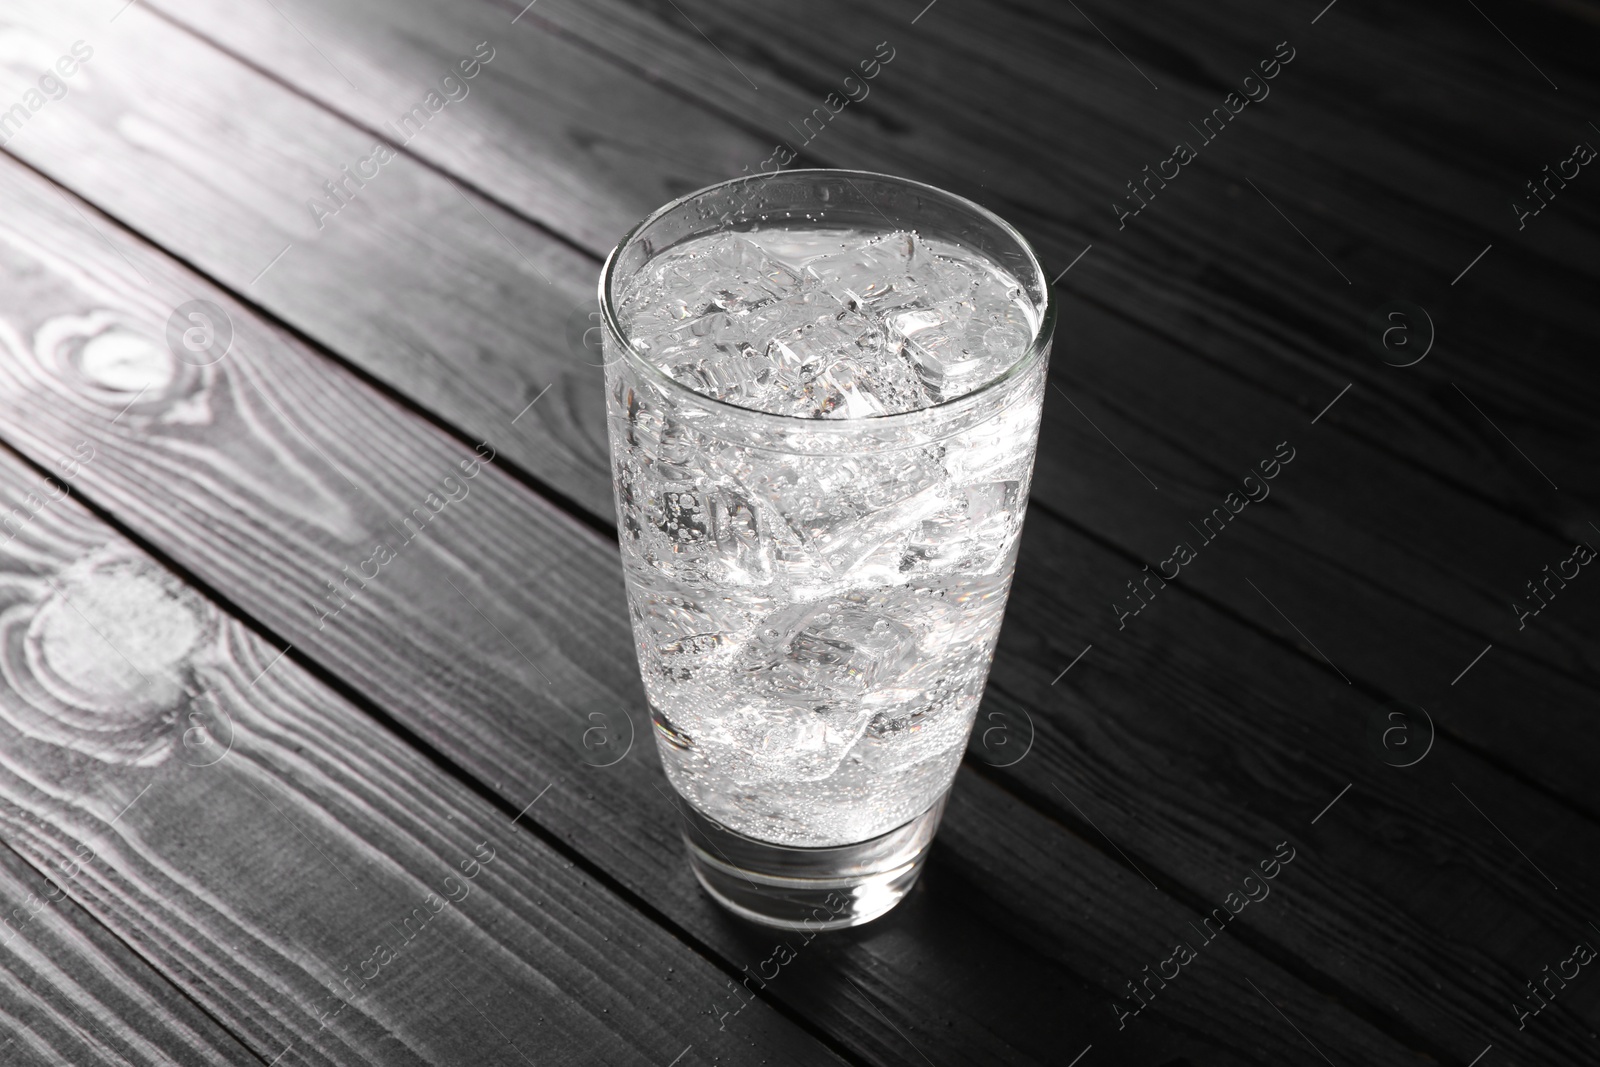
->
<box><xmin>488</xmin><ymin>0</ymin><xmax>1600</xmax><ymax>683</ymax></box>
<box><xmin>981</xmin><ymin>506</ymin><xmax>1600</xmax><ymax>1064</ymax></box>
<box><xmin>1023</xmin><ymin>297</ymin><xmax>1600</xmax><ymax>811</ymax></box>
<box><xmin>149</xmin><ymin>0</ymin><xmax>758</xmax><ymax>253</ymax></box>
<box><xmin>78</xmin><ymin>0</ymin><xmax>1596</xmax><ymax>815</ymax></box>
<box><xmin>6</xmin><ymin>0</ymin><xmax>1589</xmax><ymax>826</ymax></box>
<box><xmin>166</xmin><ymin>0</ymin><xmax>1600</xmax><ymax>521</ymax></box>
<box><xmin>0</xmin><ymin>426</ymin><xmax>843</xmax><ymax>1067</ymax></box>
<box><xmin>523</xmin><ymin>0</ymin><xmax>1600</xmax><ymax>442</ymax></box>
<box><xmin>3</xmin><ymin>2</ymin><xmax>1587</xmax><ymax>1062</ymax></box>
<box><xmin>0</xmin><ymin>139</ymin><xmax>1435</xmax><ymax>1067</ymax></box>
<box><xmin>0</xmin><ymin>844</ymin><xmax>259</xmax><ymax>1066</ymax></box>
<box><xmin>0</xmin><ymin>0</ymin><xmax>617</xmax><ymax>518</ymax></box>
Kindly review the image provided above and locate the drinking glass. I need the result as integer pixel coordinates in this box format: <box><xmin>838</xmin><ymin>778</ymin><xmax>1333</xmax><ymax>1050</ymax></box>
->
<box><xmin>599</xmin><ymin>169</ymin><xmax>1054</xmax><ymax>929</ymax></box>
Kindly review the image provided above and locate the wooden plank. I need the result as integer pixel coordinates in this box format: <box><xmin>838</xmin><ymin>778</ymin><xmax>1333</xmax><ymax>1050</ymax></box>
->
<box><xmin>65</xmin><ymin>0</ymin><xmax>1599</xmax><ymax>813</ymax></box>
<box><xmin>0</xmin><ymin>140</ymin><xmax>1433</xmax><ymax>1067</ymax></box>
<box><xmin>0</xmin><ymin>214</ymin><xmax>838</xmax><ymax>1067</ymax></box>
<box><xmin>977</xmin><ymin>502</ymin><xmax>1600</xmax><ymax>1064</ymax></box>
<box><xmin>472</xmin><ymin>0</ymin><xmax>1600</xmax><ymax>680</ymax></box>
<box><xmin>0</xmin><ymin>0</ymin><xmax>630</xmax><ymax>518</ymax></box>
<box><xmin>0</xmin><ymin>434</ymin><xmax>843</xmax><ymax>1066</ymax></box>
<box><xmin>6</xmin><ymin>0</ymin><xmax>1593</xmax><ymax>1062</ymax></box>
<box><xmin>0</xmin><ymin>844</ymin><xmax>259</xmax><ymax>1066</ymax></box>
<box><xmin>1022</xmin><ymin>298</ymin><xmax>1600</xmax><ymax>811</ymax></box>
<box><xmin>521</xmin><ymin>0</ymin><xmax>1600</xmax><ymax>345</ymax></box>
<box><xmin>154</xmin><ymin>0</ymin><xmax>1600</xmax><ymax>523</ymax></box>
<box><xmin>147</xmin><ymin>0</ymin><xmax>759</xmax><ymax>253</ymax></box>
<box><xmin>495</xmin><ymin>0</ymin><xmax>1600</xmax><ymax>258</ymax></box>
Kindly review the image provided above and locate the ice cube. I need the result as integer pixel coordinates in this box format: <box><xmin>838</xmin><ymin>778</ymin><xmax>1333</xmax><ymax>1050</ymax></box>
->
<box><xmin>810</xmin><ymin>482</ymin><xmax>953</xmax><ymax>576</ymax></box>
<box><xmin>658</xmin><ymin>632</ymin><xmax>725</xmax><ymax>657</ymax></box>
<box><xmin>797</xmin><ymin>609</ymin><xmax>916</xmax><ymax>686</ymax></box>
<box><xmin>746</xmin><ymin>702</ymin><xmax>877</xmax><ymax>782</ymax></box>
<box><xmin>769</xmin><ymin>300</ymin><xmax>880</xmax><ymax>380</ymax></box>
<box><xmin>897</xmin><ymin>515</ymin><xmax>970</xmax><ymax>575</ymax></box>
<box><xmin>705</xmin><ymin>481</ymin><xmax>773</xmax><ymax>584</ymax></box>
<box><xmin>866</xmin><ymin>445</ymin><xmax>946</xmax><ymax>504</ymax></box>
<box><xmin>803</xmin><ymin>357</ymin><xmax>892</xmax><ymax>419</ymax></box>
<box><xmin>741</xmin><ymin>294</ymin><xmax>926</xmax><ymax>417</ymax></box>
<box><xmin>665</xmin><ymin>349</ymin><xmax>774</xmax><ymax>406</ymax></box>
<box><xmin>895</xmin><ymin>480</ymin><xmax>1023</xmax><ymax>578</ymax></box>
<box><xmin>630</xmin><ymin>577</ymin><xmax>740</xmax><ymax>683</ymax></box>
<box><xmin>740</xmin><ymin>601</ymin><xmax>919</xmax><ymax>702</ymax></box>
<box><xmin>805</xmin><ymin>231</ymin><xmax>954</xmax><ymax>311</ymax></box>
<box><xmin>764</xmin><ymin>299</ymin><xmax>933</xmax><ymax>418</ymax></box>
<box><xmin>887</xmin><ymin>294</ymin><xmax>1029</xmax><ymax>403</ymax></box>
<box><xmin>635</xmin><ymin>310</ymin><xmax>733</xmax><ymax>362</ymax></box>
<box><xmin>962</xmin><ymin>479</ymin><xmax>1023</xmax><ymax>528</ymax></box>
<box><xmin>735</xmin><ymin>447</ymin><xmax>947</xmax><ymax>579</ymax></box>
<box><xmin>623</xmin><ymin>293</ymin><xmax>705</xmax><ymax>337</ymax></box>
<box><xmin>660</xmin><ymin>233</ymin><xmax>804</xmax><ymax>315</ymax></box>
<box><xmin>648</xmin><ymin>487</ymin><xmax>710</xmax><ymax>548</ymax></box>
<box><xmin>637</xmin><ymin>313</ymin><xmax>773</xmax><ymax>406</ymax></box>
<box><xmin>888</xmin><ymin>301</ymin><xmax>975</xmax><ymax>381</ymax></box>
<box><xmin>812</xmin><ymin>344</ymin><xmax>934</xmax><ymax>418</ymax></box>
<box><xmin>653</xmin><ymin>411</ymin><xmax>700</xmax><ymax>467</ymax></box>
<box><xmin>945</xmin><ymin>383</ymin><xmax>1042</xmax><ymax>482</ymax></box>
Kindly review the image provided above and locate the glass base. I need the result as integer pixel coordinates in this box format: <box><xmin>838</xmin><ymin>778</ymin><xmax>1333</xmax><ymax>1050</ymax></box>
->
<box><xmin>678</xmin><ymin>792</ymin><xmax>949</xmax><ymax>931</ymax></box>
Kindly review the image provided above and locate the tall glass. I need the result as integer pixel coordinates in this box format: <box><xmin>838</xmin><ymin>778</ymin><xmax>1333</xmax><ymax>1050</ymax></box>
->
<box><xmin>599</xmin><ymin>170</ymin><xmax>1054</xmax><ymax>929</ymax></box>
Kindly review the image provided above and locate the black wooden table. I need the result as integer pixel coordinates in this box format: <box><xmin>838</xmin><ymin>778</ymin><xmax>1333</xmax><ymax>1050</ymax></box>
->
<box><xmin>0</xmin><ymin>0</ymin><xmax>1596</xmax><ymax>1063</ymax></box>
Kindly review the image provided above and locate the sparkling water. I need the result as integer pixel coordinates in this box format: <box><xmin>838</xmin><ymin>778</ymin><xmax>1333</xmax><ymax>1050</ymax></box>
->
<box><xmin>606</xmin><ymin>226</ymin><xmax>1046</xmax><ymax>847</ymax></box>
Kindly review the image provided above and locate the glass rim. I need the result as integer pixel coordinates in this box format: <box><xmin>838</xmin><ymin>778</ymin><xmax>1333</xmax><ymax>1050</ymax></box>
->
<box><xmin>597</xmin><ymin>167</ymin><xmax>1056</xmax><ymax>431</ymax></box>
